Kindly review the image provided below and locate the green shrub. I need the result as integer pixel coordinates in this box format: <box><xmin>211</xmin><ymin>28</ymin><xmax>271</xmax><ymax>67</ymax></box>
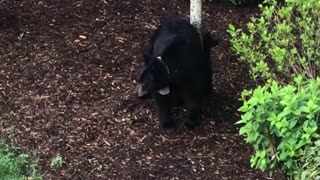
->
<box><xmin>50</xmin><ymin>153</ymin><xmax>64</xmax><ymax>169</ymax></box>
<box><xmin>237</xmin><ymin>77</ymin><xmax>320</xmax><ymax>178</ymax></box>
<box><xmin>229</xmin><ymin>0</ymin><xmax>320</xmax><ymax>178</ymax></box>
<box><xmin>300</xmin><ymin>140</ymin><xmax>320</xmax><ymax>180</ymax></box>
<box><xmin>0</xmin><ymin>140</ymin><xmax>42</xmax><ymax>180</ymax></box>
<box><xmin>228</xmin><ymin>0</ymin><xmax>320</xmax><ymax>83</ymax></box>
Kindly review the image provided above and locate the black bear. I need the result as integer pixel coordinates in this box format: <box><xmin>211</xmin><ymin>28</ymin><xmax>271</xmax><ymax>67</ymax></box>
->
<box><xmin>135</xmin><ymin>17</ymin><xmax>218</xmax><ymax>129</ymax></box>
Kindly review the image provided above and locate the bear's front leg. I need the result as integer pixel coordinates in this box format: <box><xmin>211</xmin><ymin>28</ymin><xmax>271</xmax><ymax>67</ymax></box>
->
<box><xmin>153</xmin><ymin>94</ymin><xmax>176</xmax><ymax>129</ymax></box>
<box><xmin>184</xmin><ymin>99</ymin><xmax>202</xmax><ymax>130</ymax></box>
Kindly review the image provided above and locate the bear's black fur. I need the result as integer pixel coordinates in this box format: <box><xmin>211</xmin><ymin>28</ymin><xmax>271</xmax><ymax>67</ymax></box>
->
<box><xmin>135</xmin><ymin>17</ymin><xmax>218</xmax><ymax>129</ymax></box>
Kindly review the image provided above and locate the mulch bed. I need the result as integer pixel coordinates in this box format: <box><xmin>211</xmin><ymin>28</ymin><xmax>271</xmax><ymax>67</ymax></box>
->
<box><xmin>0</xmin><ymin>0</ymin><xmax>273</xmax><ymax>179</ymax></box>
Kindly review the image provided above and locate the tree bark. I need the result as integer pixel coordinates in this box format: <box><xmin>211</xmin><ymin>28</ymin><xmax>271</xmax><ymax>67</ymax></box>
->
<box><xmin>190</xmin><ymin>0</ymin><xmax>202</xmax><ymax>31</ymax></box>
<box><xmin>190</xmin><ymin>0</ymin><xmax>203</xmax><ymax>45</ymax></box>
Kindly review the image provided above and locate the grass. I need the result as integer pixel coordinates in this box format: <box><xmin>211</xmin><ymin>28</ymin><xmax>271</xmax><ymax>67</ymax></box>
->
<box><xmin>50</xmin><ymin>153</ymin><xmax>64</xmax><ymax>169</ymax></box>
<box><xmin>0</xmin><ymin>140</ymin><xmax>42</xmax><ymax>180</ymax></box>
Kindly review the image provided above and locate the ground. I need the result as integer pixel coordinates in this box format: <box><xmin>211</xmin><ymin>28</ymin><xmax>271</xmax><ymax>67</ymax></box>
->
<box><xmin>0</xmin><ymin>0</ymin><xmax>273</xmax><ymax>179</ymax></box>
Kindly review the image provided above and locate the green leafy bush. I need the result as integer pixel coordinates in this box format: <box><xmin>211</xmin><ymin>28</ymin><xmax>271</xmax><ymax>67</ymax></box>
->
<box><xmin>0</xmin><ymin>140</ymin><xmax>42</xmax><ymax>180</ymax></box>
<box><xmin>50</xmin><ymin>153</ymin><xmax>64</xmax><ymax>169</ymax></box>
<box><xmin>229</xmin><ymin>0</ymin><xmax>320</xmax><ymax>178</ymax></box>
<box><xmin>300</xmin><ymin>140</ymin><xmax>320</xmax><ymax>180</ymax></box>
<box><xmin>228</xmin><ymin>0</ymin><xmax>320</xmax><ymax>83</ymax></box>
<box><xmin>237</xmin><ymin>77</ymin><xmax>320</xmax><ymax>178</ymax></box>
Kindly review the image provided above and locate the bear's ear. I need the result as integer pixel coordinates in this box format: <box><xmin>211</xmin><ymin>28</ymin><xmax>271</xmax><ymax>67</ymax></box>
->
<box><xmin>202</xmin><ymin>32</ymin><xmax>219</xmax><ymax>47</ymax></box>
<box><xmin>144</xmin><ymin>52</ymin><xmax>152</xmax><ymax>64</ymax></box>
<box><xmin>143</xmin><ymin>41</ymin><xmax>154</xmax><ymax>64</ymax></box>
<box><xmin>155</xmin><ymin>56</ymin><xmax>170</xmax><ymax>75</ymax></box>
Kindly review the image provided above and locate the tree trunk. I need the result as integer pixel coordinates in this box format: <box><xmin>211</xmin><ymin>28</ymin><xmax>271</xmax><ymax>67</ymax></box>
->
<box><xmin>190</xmin><ymin>0</ymin><xmax>202</xmax><ymax>30</ymax></box>
<box><xmin>190</xmin><ymin>0</ymin><xmax>203</xmax><ymax>45</ymax></box>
